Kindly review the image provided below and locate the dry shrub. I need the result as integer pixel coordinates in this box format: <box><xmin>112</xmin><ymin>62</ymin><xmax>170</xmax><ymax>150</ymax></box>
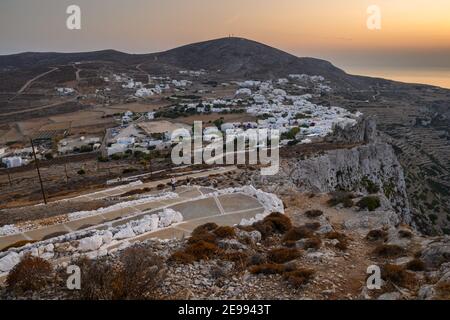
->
<box><xmin>192</xmin><ymin>223</ymin><xmax>219</xmax><ymax>236</ymax></box>
<box><xmin>366</xmin><ymin>229</ymin><xmax>388</xmax><ymax>242</ymax></box>
<box><xmin>283</xmin><ymin>240</ymin><xmax>297</xmax><ymax>248</ymax></box>
<box><xmin>325</xmin><ymin>231</ymin><xmax>350</xmax><ymax>251</ymax></box>
<box><xmin>304</xmin><ymin>210</ymin><xmax>323</xmax><ymax>218</ymax></box>
<box><xmin>213</xmin><ymin>226</ymin><xmax>236</xmax><ymax>239</ymax></box>
<box><xmin>304</xmin><ymin>222</ymin><xmax>321</xmax><ymax>231</ymax></box>
<box><xmin>221</xmin><ymin>251</ymin><xmax>248</xmax><ymax>263</ymax></box>
<box><xmin>253</xmin><ymin>213</ymin><xmax>292</xmax><ymax>238</ymax></box>
<box><xmin>373</xmin><ymin>244</ymin><xmax>406</xmax><ymax>258</ymax></box>
<box><xmin>268</xmin><ymin>248</ymin><xmax>301</xmax><ymax>264</ymax></box>
<box><xmin>283</xmin><ymin>268</ymin><xmax>315</xmax><ymax>288</ymax></box>
<box><xmin>282</xmin><ymin>226</ymin><xmax>313</xmax><ymax>242</ymax></box>
<box><xmin>398</xmin><ymin>229</ymin><xmax>413</xmax><ymax>239</ymax></box>
<box><xmin>156</xmin><ymin>184</ymin><xmax>165</xmax><ymax>190</ymax></box>
<box><xmin>76</xmin><ymin>246</ymin><xmax>165</xmax><ymax>300</ymax></box>
<box><xmin>435</xmin><ymin>282</ymin><xmax>450</xmax><ymax>300</ymax></box>
<box><xmin>327</xmin><ymin>192</ymin><xmax>354</xmax><ymax>208</ymax></box>
<box><xmin>185</xmin><ymin>240</ymin><xmax>220</xmax><ymax>261</ymax></box>
<box><xmin>118</xmin><ymin>247</ymin><xmax>166</xmax><ymax>299</ymax></box>
<box><xmin>405</xmin><ymin>258</ymin><xmax>426</xmax><ymax>271</ymax></box>
<box><xmin>187</xmin><ymin>231</ymin><xmax>217</xmax><ymax>245</ymax></box>
<box><xmin>334</xmin><ymin>240</ymin><xmax>348</xmax><ymax>251</ymax></box>
<box><xmin>249</xmin><ymin>263</ymin><xmax>285</xmax><ymax>275</ymax></box>
<box><xmin>382</xmin><ymin>264</ymin><xmax>416</xmax><ymax>288</ymax></box>
<box><xmin>169</xmin><ymin>251</ymin><xmax>195</xmax><ymax>264</ymax></box>
<box><xmin>1</xmin><ymin>240</ymin><xmax>36</xmax><ymax>252</ymax></box>
<box><xmin>6</xmin><ymin>254</ymin><xmax>53</xmax><ymax>295</ymax></box>
<box><xmin>247</xmin><ymin>253</ymin><xmax>267</xmax><ymax>266</ymax></box>
<box><xmin>303</xmin><ymin>237</ymin><xmax>322</xmax><ymax>250</ymax></box>
<box><xmin>238</xmin><ymin>225</ymin><xmax>257</xmax><ymax>233</ymax></box>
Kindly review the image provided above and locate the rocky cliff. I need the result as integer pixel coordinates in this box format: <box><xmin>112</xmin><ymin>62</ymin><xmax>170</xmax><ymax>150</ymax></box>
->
<box><xmin>252</xmin><ymin>118</ymin><xmax>413</xmax><ymax>226</ymax></box>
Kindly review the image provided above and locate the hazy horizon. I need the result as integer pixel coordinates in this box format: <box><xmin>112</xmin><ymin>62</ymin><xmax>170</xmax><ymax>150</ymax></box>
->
<box><xmin>1</xmin><ymin>0</ymin><xmax>449</xmax><ymax>88</ymax></box>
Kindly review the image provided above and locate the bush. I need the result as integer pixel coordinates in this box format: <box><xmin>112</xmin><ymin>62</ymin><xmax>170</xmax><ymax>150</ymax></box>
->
<box><xmin>373</xmin><ymin>244</ymin><xmax>406</xmax><ymax>258</ymax></box>
<box><xmin>6</xmin><ymin>254</ymin><xmax>53</xmax><ymax>295</ymax></box>
<box><xmin>304</xmin><ymin>222</ymin><xmax>321</xmax><ymax>231</ymax></box>
<box><xmin>76</xmin><ymin>247</ymin><xmax>165</xmax><ymax>300</ymax></box>
<box><xmin>326</xmin><ymin>231</ymin><xmax>350</xmax><ymax>251</ymax></box>
<box><xmin>398</xmin><ymin>229</ymin><xmax>413</xmax><ymax>239</ymax></box>
<box><xmin>327</xmin><ymin>192</ymin><xmax>354</xmax><ymax>208</ymax></box>
<box><xmin>185</xmin><ymin>241</ymin><xmax>220</xmax><ymax>261</ymax></box>
<box><xmin>304</xmin><ymin>210</ymin><xmax>323</xmax><ymax>218</ymax></box>
<box><xmin>362</xmin><ymin>177</ymin><xmax>380</xmax><ymax>194</ymax></box>
<box><xmin>303</xmin><ymin>237</ymin><xmax>322</xmax><ymax>250</ymax></box>
<box><xmin>282</xmin><ymin>226</ymin><xmax>313</xmax><ymax>242</ymax></box>
<box><xmin>268</xmin><ymin>248</ymin><xmax>301</xmax><ymax>264</ymax></box>
<box><xmin>436</xmin><ymin>282</ymin><xmax>450</xmax><ymax>300</ymax></box>
<box><xmin>118</xmin><ymin>247</ymin><xmax>166</xmax><ymax>299</ymax></box>
<box><xmin>247</xmin><ymin>253</ymin><xmax>267</xmax><ymax>266</ymax></box>
<box><xmin>192</xmin><ymin>223</ymin><xmax>219</xmax><ymax>236</ymax></box>
<box><xmin>213</xmin><ymin>226</ymin><xmax>236</xmax><ymax>239</ymax></box>
<box><xmin>382</xmin><ymin>264</ymin><xmax>416</xmax><ymax>288</ymax></box>
<box><xmin>366</xmin><ymin>229</ymin><xmax>388</xmax><ymax>242</ymax></box>
<box><xmin>283</xmin><ymin>268</ymin><xmax>315</xmax><ymax>288</ymax></box>
<box><xmin>187</xmin><ymin>231</ymin><xmax>217</xmax><ymax>245</ymax></box>
<box><xmin>405</xmin><ymin>258</ymin><xmax>426</xmax><ymax>271</ymax></box>
<box><xmin>169</xmin><ymin>251</ymin><xmax>195</xmax><ymax>265</ymax></box>
<box><xmin>253</xmin><ymin>213</ymin><xmax>292</xmax><ymax>239</ymax></box>
<box><xmin>357</xmin><ymin>196</ymin><xmax>381</xmax><ymax>211</ymax></box>
<box><xmin>249</xmin><ymin>263</ymin><xmax>285</xmax><ymax>275</ymax></box>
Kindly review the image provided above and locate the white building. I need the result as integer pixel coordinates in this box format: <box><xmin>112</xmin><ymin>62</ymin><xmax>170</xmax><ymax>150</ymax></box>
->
<box><xmin>116</xmin><ymin>137</ymin><xmax>136</xmax><ymax>146</ymax></box>
<box><xmin>2</xmin><ymin>156</ymin><xmax>23</xmax><ymax>168</ymax></box>
<box><xmin>107</xmin><ymin>144</ymin><xmax>127</xmax><ymax>157</ymax></box>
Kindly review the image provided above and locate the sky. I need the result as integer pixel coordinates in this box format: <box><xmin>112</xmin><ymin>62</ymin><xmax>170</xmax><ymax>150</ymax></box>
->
<box><xmin>0</xmin><ymin>0</ymin><xmax>449</xmax><ymax>86</ymax></box>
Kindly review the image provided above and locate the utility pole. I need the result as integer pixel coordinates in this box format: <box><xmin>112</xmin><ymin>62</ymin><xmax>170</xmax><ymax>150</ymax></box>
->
<box><xmin>30</xmin><ymin>138</ymin><xmax>47</xmax><ymax>204</ymax></box>
<box><xmin>64</xmin><ymin>163</ymin><xmax>69</xmax><ymax>183</ymax></box>
<box><xmin>7</xmin><ymin>172</ymin><xmax>12</xmax><ymax>186</ymax></box>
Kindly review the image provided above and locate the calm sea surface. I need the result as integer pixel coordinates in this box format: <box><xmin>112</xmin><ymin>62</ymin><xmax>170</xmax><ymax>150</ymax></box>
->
<box><xmin>344</xmin><ymin>66</ymin><xmax>450</xmax><ymax>89</ymax></box>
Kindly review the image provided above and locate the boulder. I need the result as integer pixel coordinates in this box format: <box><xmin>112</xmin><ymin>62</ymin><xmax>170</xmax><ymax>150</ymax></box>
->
<box><xmin>101</xmin><ymin>231</ymin><xmax>113</xmax><ymax>245</ymax></box>
<box><xmin>421</xmin><ymin>238</ymin><xmax>450</xmax><ymax>269</ymax></box>
<box><xmin>113</xmin><ymin>226</ymin><xmax>136</xmax><ymax>240</ymax></box>
<box><xmin>0</xmin><ymin>252</ymin><xmax>21</xmax><ymax>272</ymax></box>
<box><xmin>78</xmin><ymin>235</ymin><xmax>104</xmax><ymax>252</ymax></box>
<box><xmin>418</xmin><ymin>285</ymin><xmax>436</xmax><ymax>300</ymax></box>
<box><xmin>378</xmin><ymin>292</ymin><xmax>402</xmax><ymax>300</ymax></box>
<box><xmin>133</xmin><ymin>214</ymin><xmax>159</xmax><ymax>234</ymax></box>
<box><xmin>158</xmin><ymin>209</ymin><xmax>183</xmax><ymax>228</ymax></box>
<box><xmin>236</xmin><ymin>230</ymin><xmax>262</xmax><ymax>244</ymax></box>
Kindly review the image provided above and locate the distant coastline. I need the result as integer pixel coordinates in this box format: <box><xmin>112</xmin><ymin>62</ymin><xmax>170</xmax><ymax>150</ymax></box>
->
<box><xmin>345</xmin><ymin>66</ymin><xmax>450</xmax><ymax>89</ymax></box>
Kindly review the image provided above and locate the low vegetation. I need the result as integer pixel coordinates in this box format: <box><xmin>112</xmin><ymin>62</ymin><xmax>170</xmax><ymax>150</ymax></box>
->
<box><xmin>6</xmin><ymin>255</ymin><xmax>53</xmax><ymax>295</ymax></box>
<box><xmin>357</xmin><ymin>196</ymin><xmax>381</xmax><ymax>211</ymax></box>
<box><xmin>373</xmin><ymin>244</ymin><xmax>406</xmax><ymax>258</ymax></box>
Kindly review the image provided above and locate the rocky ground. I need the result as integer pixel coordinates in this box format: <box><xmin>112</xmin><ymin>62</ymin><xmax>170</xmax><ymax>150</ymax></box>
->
<box><xmin>1</xmin><ymin>187</ymin><xmax>449</xmax><ymax>300</ymax></box>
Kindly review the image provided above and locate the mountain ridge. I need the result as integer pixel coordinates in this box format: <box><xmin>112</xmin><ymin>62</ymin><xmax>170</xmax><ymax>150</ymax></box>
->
<box><xmin>0</xmin><ymin>37</ymin><xmax>390</xmax><ymax>89</ymax></box>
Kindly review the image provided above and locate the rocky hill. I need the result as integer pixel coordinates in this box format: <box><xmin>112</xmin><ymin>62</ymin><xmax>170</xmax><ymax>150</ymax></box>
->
<box><xmin>0</xmin><ymin>37</ymin><xmax>386</xmax><ymax>89</ymax></box>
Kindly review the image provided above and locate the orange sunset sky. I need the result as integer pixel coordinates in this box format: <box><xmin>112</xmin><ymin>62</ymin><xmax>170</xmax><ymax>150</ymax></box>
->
<box><xmin>1</xmin><ymin>0</ymin><xmax>449</xmax><ymax>86</ymax></box>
